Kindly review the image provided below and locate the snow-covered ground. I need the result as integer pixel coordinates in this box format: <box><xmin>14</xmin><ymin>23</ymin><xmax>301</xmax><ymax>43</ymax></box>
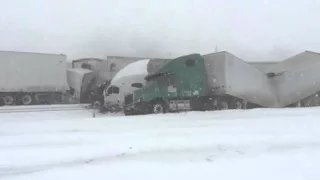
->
<box><xmin>0</xmin><ymin>107</ymin><xmax>320</xmax><ymax>180</ymax></box>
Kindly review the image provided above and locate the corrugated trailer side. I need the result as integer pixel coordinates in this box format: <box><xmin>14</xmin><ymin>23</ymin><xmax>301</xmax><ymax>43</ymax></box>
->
<box><xmin>203</xmin><ymin>51</ymin><xmax>277</xmax><ymax>107</ymax></box>
<box><xmin>0</xmin><ymin>51</ymin><xmax>69</xmax><ymax>105</ymax></box>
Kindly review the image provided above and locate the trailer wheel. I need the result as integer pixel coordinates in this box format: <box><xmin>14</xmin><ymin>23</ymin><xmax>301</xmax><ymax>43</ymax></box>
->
<box><xmin>231</xmin><ymin>100</ymin><xmax>243</xmax><ymax>109</ymax></box>
<box><xmin>3</xmin><ymin>95</ymin><xmax>14</xmax><ymax>105</ymax></box>
<box><xmin>218</xmin><ymin>101</ymin><xmax>228</xmax><ymax>110</ymax></box>
<box><xmin>124</xmin><ymin>110</ymin><xmax>135</xmax><ymax>116</ymax></box>
<box><xmin>21</xmin><ymin>94</ymin><xmax>33</xmax><ymax>105</ymax></box>
<box><xmin>0</xmin><ymin>98</ymin><xmax>4</xmax><ymax>106</ymax></box>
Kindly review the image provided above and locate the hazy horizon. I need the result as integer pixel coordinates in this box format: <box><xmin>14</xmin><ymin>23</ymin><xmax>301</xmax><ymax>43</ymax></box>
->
<box><xmin>0</xmin><ymin>0</ymin><xmax>319</xmax><ymax>62</ymax></box>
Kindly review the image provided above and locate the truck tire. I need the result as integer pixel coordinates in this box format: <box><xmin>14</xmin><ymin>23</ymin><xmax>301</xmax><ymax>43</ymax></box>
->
<box><xmin>21</xmin><ymin>94</ymin><xmax>33</xmax><ymax>105</ymax></box>
<box><xmin>3</xmin><ymin>95</ymin><xmax>14</xmax><ymax>105</ymax></box>
<box><xmin>231</xmin><ymin>100</ymin><xmax>243</xmax><ymax>109</ymax></box>
<box><xmin>218</xmin><ymin>101</ymin><xmax>228</xmax><ymax>110</ymax></box>
<box><xmin>0</xmin><ymin>98</ymin><xmax>4</xmax><ymax>106</ymax></box>
<box><xmin>124</xmin><ymin>110</ymin><xmax>134</xmax><ymax>116</ymax></box>
<box><xmin>151</xmin><ymin>101</ymin><xmax>168</xmax><ymax>114</ymax></box>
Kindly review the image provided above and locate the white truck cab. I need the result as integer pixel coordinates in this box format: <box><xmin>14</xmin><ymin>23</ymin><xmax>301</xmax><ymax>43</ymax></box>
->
<box><xmin>103</xmin><ymin>59</ymin><xmax>149</xmax><ymax>110</ymax></box>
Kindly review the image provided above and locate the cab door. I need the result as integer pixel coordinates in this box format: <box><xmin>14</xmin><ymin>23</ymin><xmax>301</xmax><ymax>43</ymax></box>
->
<box><xmin>166</xmin><ymin>74</ymin><xmax>178</xmax><ymax>98</ymax></box>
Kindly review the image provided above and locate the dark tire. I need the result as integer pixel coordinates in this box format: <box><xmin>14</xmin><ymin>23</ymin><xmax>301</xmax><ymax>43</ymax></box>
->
<box><xmin>21</xmin><ymin>94</ymin><xmax>33</xmax><ymax>105</ymax></box>
<box><xmin>203</xmin><ymin>99</ymin><xmax>218</xmax><ymax>111</ymax></box>
<box><xmin>0</xmin><ymin>98</ymin><xmax>4</xmax><ymax>106</ymax></box>
<box><xmin>231</xmin><ymin>100</ymin><xmax>243</xmax><ymax>109</ymax></box>
<box><xmin>124</xmin><ymin>110</ymin><xmax>134</xmax><ymax>116</ymax></box>
<box><xmin>3</xmin><ymin>95</ymin><xmax>15</xmax><ymax>105</ymax></box>
<box><xmin>151</xmin><ymin>101</ymin><xmax>168</xmax><ymax>114</ymax></box>
<box><xmin>218</xmin><ymin>101</ymin><xmax>229</xmax><ymax>110</ymax></box>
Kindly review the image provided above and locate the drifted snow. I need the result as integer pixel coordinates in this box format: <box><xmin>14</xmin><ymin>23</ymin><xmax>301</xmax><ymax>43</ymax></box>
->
<box><xmin>111</xmin><ymin>59</ymin><xmax>149</xmax><ymax>83</ymax></box>
<box><xmin>0</xmin><ymin>107</ymin><xmax>320</xmax><ymax>180</ymax></box>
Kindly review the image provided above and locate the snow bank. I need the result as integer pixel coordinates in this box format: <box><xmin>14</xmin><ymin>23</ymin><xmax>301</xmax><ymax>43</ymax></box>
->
<box><xmin>0</xmin><ymin>107</ymin><xmax>320</xmax><ymax>180</ymax></box>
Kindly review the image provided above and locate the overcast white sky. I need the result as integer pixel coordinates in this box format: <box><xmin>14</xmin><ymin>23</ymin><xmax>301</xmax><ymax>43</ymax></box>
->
<box><xmin>0</xmin><ymin>0</ymin><xmax>319</xmax><ymax>61</ymax></box>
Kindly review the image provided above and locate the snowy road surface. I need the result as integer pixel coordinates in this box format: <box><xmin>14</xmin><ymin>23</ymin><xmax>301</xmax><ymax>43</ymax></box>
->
<box><xmin>0</xmin><ymin>107</ymin><xmax>320</xmax><ymax>180</ymax></box>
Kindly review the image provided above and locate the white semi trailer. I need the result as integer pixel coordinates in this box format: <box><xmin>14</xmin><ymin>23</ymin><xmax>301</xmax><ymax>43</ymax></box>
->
<box><xmin>0</xmin><ymin>51</ymin><xmax>69</xmax><ymax>106</ymax></box>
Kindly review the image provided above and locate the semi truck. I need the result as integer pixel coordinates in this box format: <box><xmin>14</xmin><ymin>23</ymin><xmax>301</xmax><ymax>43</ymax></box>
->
<box><xmin>123</xmin><ymin>51</ymin><xmax>275</xmax><ymax>115</ymax></box>
<box><xmin>0</xmin><ymin>51</ymin><xmax>69</xmax><ymax>106</ymax></box>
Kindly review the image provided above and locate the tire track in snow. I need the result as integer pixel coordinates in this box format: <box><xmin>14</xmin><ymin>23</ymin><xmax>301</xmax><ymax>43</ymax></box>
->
<box><xmin>2</xmin><ymin>141</ymin><xmax>320</xmax><ymax>177</ymax></box>
<box><xmin>0</xmin><ymin>152</ymin><xmax>128</xmax><ymax>178</ymax></box>
<box><xmin>0</xmin><ymin>141</ymin><xmax>91</xmax><ymax>149</ymax></box>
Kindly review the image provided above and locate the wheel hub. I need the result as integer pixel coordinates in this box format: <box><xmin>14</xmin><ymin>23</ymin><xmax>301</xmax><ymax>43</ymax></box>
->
<box><xmin>153</xmin><ymin>104</ymin><xmax>163</xmax><ymax>113</ymax></box>
<box><xmin>235</xmin><ymin>101</ymin><xmax>242</xmax><ymax>109</ymax></box>
<box><xmin>21</xmin><ymin>94</ymin><xmax>33</xmax><ymax>105</ymax></box>
<box><xmin>3</xmin><ymin>96</ymin><xmax>14</xmax><ymax>105</ymax></box>
<box><xmin>220</xmin><ymin>101</ymin><xmax>228</xmax><ymax>110</ymax></box>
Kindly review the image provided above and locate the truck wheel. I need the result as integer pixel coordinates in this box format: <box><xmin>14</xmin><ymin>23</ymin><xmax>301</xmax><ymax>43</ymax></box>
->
<box><xmin>3</xmin><ymin>95</ymin><xmax>14</xmax><ymax>105</ymax></box>
<box><xmin>152</xmin><ymin>101</ymin><xmax>167</xmax><ymax>114</ymax></box>
<box><xmin>219</xmin><ymin>101</ymin><xmax>228</xmax><ymax>110</ymax></box>
<box><xmin>21</xmin><ymin>94</ymin><xmax>33</xmax><ymax>105</ymax></box>
<box><xmin>0</xmin><ymin>98</ymin><xmax>4</xmax><ymax>106</ymax></box>
<box><xmin>124</xmin><ymin>110</ymin><xmax>134</xmax><ymax>116</ymax></box>
<box><xmin>231</xmin><ymin>100</ymin><xmax>243</xmax><ymax>109</ymax></box>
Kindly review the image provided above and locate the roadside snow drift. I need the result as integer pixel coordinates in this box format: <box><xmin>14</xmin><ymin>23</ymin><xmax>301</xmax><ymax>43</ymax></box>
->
<box><xmin>0</xmin><ymin>107</ymin><xmax>320</xmax><ymax>180</ymax></box>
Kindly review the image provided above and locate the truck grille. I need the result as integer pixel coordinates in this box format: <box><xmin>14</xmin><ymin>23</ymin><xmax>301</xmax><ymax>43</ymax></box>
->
<box><xmin>124</xmin><ymin>94</ymin><xmax>134</xmax><ymax>105</ymax></box>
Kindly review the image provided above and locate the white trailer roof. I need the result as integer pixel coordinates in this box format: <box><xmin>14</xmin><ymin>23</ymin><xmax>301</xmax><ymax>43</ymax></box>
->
<box><xmin>269</xmin><ymin>51</ymin><xmax>320</xmax><ymax>74</ymax></box>
<box><xmin>111</xmin><ymin>59</ymin><xmax>150</xmax><ymax>83</ymax></box>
